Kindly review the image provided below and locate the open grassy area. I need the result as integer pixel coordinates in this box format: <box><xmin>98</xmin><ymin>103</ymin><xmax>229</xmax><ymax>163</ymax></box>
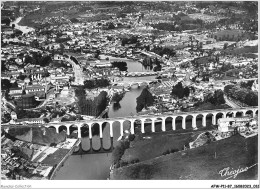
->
<box><xmin>112</xmin><ymin>134</ymin><xmax>258</xmax><ymax>180</ymax></box>
<box><xmin>121</xmin><ymin>125</ymin><xmax>216</xmax><ymax>163</ymax></box>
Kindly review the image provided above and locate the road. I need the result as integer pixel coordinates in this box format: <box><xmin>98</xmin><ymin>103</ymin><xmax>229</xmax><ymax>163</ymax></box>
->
<box><xmin>224</xmin><ymin>95</ymin><xmax>241</xmax><ymax>108</ymax></box>
<box><xmin>66</xmin><ymin>57</ymin><xmax>84</xmax><ymax>85</ymax></box>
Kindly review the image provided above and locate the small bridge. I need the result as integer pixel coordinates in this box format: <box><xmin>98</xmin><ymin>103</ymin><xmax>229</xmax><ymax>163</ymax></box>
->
<box><xmin>116</xmin><ymin>79</ymin><xmax>158</xmax><ymax>88</ymax></box>
<box><xmin>126</xmin><ymin>72</ymin><xmax>158</xmax><ymax>77</ymax></box>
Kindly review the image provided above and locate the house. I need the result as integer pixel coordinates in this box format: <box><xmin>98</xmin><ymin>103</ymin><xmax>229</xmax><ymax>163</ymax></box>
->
<box><xmin>54</xmin><ymin>54</ymin><xmax>66</xmax><ymax>61</ymax></box>
<box><xmin>9</xmin><ymin>87</ymin><xmax>23</xmax><ymax>99</ymax></box>
<box><xmin>15</xmin><ymin>117</ymin><xmax>46</xmax><ymax>125</ymax></box>
<box><xmin>217</xmin><ymin>117</ymin><xmax>251</xmax><ymax>133</ymax></box>
<box><xmin>25</xmin><ymin>84</ymin><xmax>45</xmax><ymax>94</ymax></box>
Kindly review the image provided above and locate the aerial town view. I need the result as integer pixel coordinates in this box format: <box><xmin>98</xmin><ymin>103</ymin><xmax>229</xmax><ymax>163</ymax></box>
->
<box><xmin>1</xmin><ymin>0</ymin><xmax>258</xmax><ymax>183</ymax></box>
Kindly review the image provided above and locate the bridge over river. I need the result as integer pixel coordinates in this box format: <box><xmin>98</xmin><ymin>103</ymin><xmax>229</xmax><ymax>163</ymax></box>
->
<box><xmin>114</xmin><ymin>78</ymin><xmax>158</xmax><ymax>87</ymax></box>
<box><xmin>4</xmin><ymin>106</ymin><xmax>258</xmax><ymax>155</ymax></box>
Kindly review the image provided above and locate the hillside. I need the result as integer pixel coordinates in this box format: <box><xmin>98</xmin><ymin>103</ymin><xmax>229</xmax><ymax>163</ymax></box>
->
<box><xmin>111</xmin><ymin>134</ymin><xmax>258</xmax><ymax>180</ymax></box>
<box><xmin>7</xmin><ymin>126</ymin><xmax>66</xmax><ymax>146</ymax></box>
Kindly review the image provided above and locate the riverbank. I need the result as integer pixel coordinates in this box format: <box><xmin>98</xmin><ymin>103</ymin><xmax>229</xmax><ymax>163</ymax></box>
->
<box><xmin>110</xmin><ymin>134</ymin><xmax>258</xmax><ymax>179</ymax></box>
<box><xmin>49</xmin><ymin>138</ymin><xmax>81</xmax><ymax>180</ymax></box>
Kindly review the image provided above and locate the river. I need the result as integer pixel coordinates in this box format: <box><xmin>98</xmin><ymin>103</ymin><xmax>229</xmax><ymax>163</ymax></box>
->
<box><xmin>99</xmin><ymin>54</ymin><xmax>154</xmax><ymax>73</ymax></box>
<box><xmin>54</xmin><ymin>78</ymin><xmax>146</xmax><ymax>180</ymax></box>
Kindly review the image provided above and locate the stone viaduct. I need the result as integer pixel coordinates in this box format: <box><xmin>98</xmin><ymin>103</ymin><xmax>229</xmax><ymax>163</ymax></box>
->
<box><xmin>42</xmin><ymin>106</ymin><xmax>258</xmax><ymax>139</ymax></box>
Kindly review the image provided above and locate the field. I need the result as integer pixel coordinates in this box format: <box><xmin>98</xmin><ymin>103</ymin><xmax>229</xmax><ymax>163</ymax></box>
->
<box><xmin>112</xmin><ymin>134</ymin><xmax>258</xmax><ymax>180</ymax></box>
<box><xmin>121</xmin><ymin>126</ymin><xmax>215</xmax><ymax>163</ymax></box>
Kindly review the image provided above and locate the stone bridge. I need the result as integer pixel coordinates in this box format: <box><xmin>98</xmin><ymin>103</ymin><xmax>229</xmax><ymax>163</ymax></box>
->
<box><xmin>41</xmin><ymin>106</ymin><xmax>258</xmax><ymax>139</ymax></box>
<box><xmin>116</xmin><ymin>79</ymin><xmax>158</xmax><ymax>88</ymax></box>
<box><xmin>4</xmin><ymin>106</ymin><xmax>258</xmax><ymax>155</ymax></box>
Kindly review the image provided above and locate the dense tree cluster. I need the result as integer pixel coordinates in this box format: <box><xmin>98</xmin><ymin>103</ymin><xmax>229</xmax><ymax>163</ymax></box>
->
<box><xmin>121</xmin><ymin>36</ymin><xmax>138</xmax><ymax>46</ymax></box>
<box><xmin>111</xmin><ymin>135</ymin><xmax>139</xmax><ymax>168</ymax></box>
<box><xmin>75</xmin><ymin>87</ymin><xmax>109</xmax><ymax>116</ymax></box>
<box><xmin>70</xmin><ymin>18</ymin><xmax>80</xmax><ymax>23</ymax></box>
<box><xmin>111</xmin><ymin>139</ymin><xmax>130</xmax><ymax>166</ymax></box>
<box><xmin>112</xmin><ymin>92</ymin><xmax>125</xmax><ymax>111</ymax></box>
<box><xmin>24</xmin><ymin>53</ymin><xmax>52</xmax><ymax>67</ymax></box>
<box><xmin>151</xmin><ymin>46</ymin><xmax>176</xmax><ymax>57</ymax></box>
<box><xmin>107</xmin><ymin>22</ymin><xmax>115</xmax><ymax>30</ymax></box>
<box><xmin>1</xmin><ymin>17</ymin><xmax>11</xmax><ymax>26</ymax></box>
<box><xmin>151</xmin><ymin>18</ymin><xmax>203</xmax><ymax>32</ymax></box>
<box><xmin>142</xmin><ymin>57</ymin><xmax>162</xmax><ymax>72</ymax></box>
<box><xmin>240</xmin><ymin>80</ymin><xmax>255</xmax><ymax>90</ymax></box>
<box><xmin>70</xmin><ymin>56</ymin><xmax>78</xmax><ymax>64</ymax></box>
<box><xmin>1</xmin><ymin>79</ymin><xmax>13</xmax><ymax>90</ymax></box>
<box><xmin>61</xmin><ymin>114</ymin><xmax>83</xmax><ymax>122</ymax></box>
<box><xmin>2</xmin><ymin>112</ymin><xmax>11</xmax><ymax>123</ymax></box>
<box><xmin>111</xmin><ymin>61</ymin><xmax>128</xmax><ymax>71</ymax></box>
<box><xmin>204</xmin><ymin>90</ymin><xmax>225</xmax><ymax>105</ymax></box>
<box><xmin>171</xmin><ymin>82</ymin><xmax>190</xmax><ymax>99</ymax></box>
<box><xmin>224</xmin><ymin>85</ymin><xmax>258</xmax><ymax>106</ymax></box>
<box><xmin>136</xmin><ymin>88</ymin><xmax>155</xmax><ymax>112</ymax></box>
<box><xmin>83</xmin><ymin>78</ymin><xmax>110</xmax><ymax>89</ymax></box>
<box><xmin>112</xmin><ymin>92</ymin><xmax>125</xmax><ymax>103</ymax></box>
<box><xmin>16</xmin><ymin>108</ymin><xmax>42</xmax><ymax>119</ymax></box>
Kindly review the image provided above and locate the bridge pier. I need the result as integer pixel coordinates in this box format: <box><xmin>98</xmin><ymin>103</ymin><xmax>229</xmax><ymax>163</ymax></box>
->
<box><xmin>222</xmin><ymin>112</ymin><xmax>227</xmax><ymax>118</ymax></box>
<box><xmin>88</xmin><ymin>123</ymin><xmax>92</xmax><ymax>139</ymax></box>
<box><xmin>100</xmin><ymin>138</ymin><xmax>103</xmax><ymax>150</ymax></box>
<box><xmin>140</xmin><ymin>119</ymin><xmax>145</xmax><ymax>133</ymax></box>
<box><xmin>151</xmin><ymin>118</ymin><xmax>156</xmax><ymax>132</ymax></box>
<box><xmin>55</xmin><ymin>126</ymin><xmax>59</xmax><ymax>134</ymax></box>
<box><xmin>192</xmin><ymin>115</ymin><xmax>197</xmax><ymax>130</ymax></box>
<box><xmin>161</xmin><ymin>117</ymin><xmax>166</xmax><ymax>131</ymax></box>
<box><xmin>109</xmin><ymin>122</ymin><xmax>113</xmax><ymax>138</ymax></box>
<box><xmin>130</xmin><ymin>119</ymin><xmax>135</xmax><ymax>134</ymax></box>
<box><xmin>110</xmin><ymin>137</ymin><xmax>114</xmax><ymax>151</ymax></box>
<box><xmin>119</xmin><ymin>120</ymin><xmax>124</xmax><ymax>136</ymax></box>
<box><xmin>212</xmin><ymin>113</ymin><xmax>217</xmax><ymax>125</ymax></box>
<box><xmin>98</xmin><ymin>123</ymin><xmax>103</xmax><ymax>138</ymax></box>
<box><xmin>241</xmin><ymin>110</ymin><xmax>247</xmax><ymax>117</ymax></box>
<box><xmin>202</xmin><ymin>114</ymin><xmax>207</xmax><ymax>127</ymax></box>
<box><xmin>77</xmin><ymin>126</ymin><xmax>81</xmax><ymax>138</ymax></box>
<box><xmin>182</xmin><ymin>115</ymin><xmax>187</xmax><ymax>129</ymax></box>
<box><xmin>172</xmin><ymin>116</ymin><xmax>176</xmax><ymax>130</ymax></box>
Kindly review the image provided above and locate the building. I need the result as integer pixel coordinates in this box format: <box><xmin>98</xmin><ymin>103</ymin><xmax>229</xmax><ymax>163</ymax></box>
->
<box><xmin>217</xmin><ymin>117</ymin><xmax>251</xmax><ymax>133</ymax></box>
<box><xmin>9</xmin><ymin>87</ymin><xmax>23</xmax><ymax>99</ymax></box>
<box><xmin>15</xmin><ymin>117</ymin><xmax>46</xmax><ymax>125</ymax></box>
<box><xmin>15</xmin><ymin>94</ymin><xmax>38</xmax><ymax>109</ymax></box>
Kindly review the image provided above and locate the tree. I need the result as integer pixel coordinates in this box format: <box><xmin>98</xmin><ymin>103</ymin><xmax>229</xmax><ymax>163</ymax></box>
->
<box><xmin>240</xmin><ymin>80</ymin><xmax>254</xmax><ymax>89</ymax></box>
<box><xmin>205</xmin><ymin>90</ymin><xmax>225</xmax><ymax>105</ymax></box>
<box><xmin>171</xmin><ymin>82</ymin><xmax>184</xmax><ymax>98</ymax></box>
<box><xmin>111</xmin><ymin>61</ymin><xmax>128</xmax><ymax>71</ymax></box>
<box><xmin>136</xmin><ymin>87</ymin><xmax>154</xmax><ymax>112</ymax></box>
<box><xmin>223</xmin><ymin>42</ymin><xmax>228</xmax><ymax>50</ymax></box>
<box><xmin>1</xmin><ymin>79</ymin><xmax>12</xmax><ymax>90</ymax></box>
<box><xmin>107</xmin><ymin>22</ymin><xmax>115</xmax><ymax>30</ymax></box>
<box><xmin>112</xmin><ymin>93</ymin><xmax>125</xmax><ymax>103</ymax></box>
<box><xmin>183</xmin><ymin>87</ymin><xmax>190</xmax><ymax>97</ymax></box>
<box><xmin>224</xmin><ymin>85</ymin><xmax>234</xmax><ymax>95</ymax></box>
<box><xmin>244</xmin><ymin>92</ymin><xmax>258</xmax><ymax>106</ymax></box>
